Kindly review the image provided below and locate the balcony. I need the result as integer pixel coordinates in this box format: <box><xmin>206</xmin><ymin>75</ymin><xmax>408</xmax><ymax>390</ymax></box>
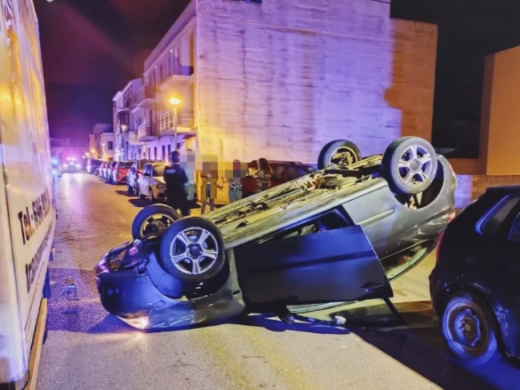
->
<box><xmin>137</xmin><ymin>124</ymin><xmax>157</xmax><ymax>141</ymax></box>
<box><xmin>131</xmin><ymin>86</ymin><xmax>155</xmax><ymax>111</ymax></box>
<box><xmin>128</xmin><ymin>131</ymin><xmax>143</xmax><ymax>146</ymax></box>
<box><xmin>159</xmin><ymin>63</ymin><xmax>194</xmax><ymax>91</ymax></box>
<box><xmin>158</xmin><ymin>109</ymin><xmax>194</xmax><ymax>136</ymax></box>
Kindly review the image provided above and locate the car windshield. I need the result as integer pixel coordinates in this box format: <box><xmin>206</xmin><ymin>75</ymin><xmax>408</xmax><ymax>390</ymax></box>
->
<box><xmin>153</xmin><ymin>165</ymin><xmax>165</xmax><ymax>176</ymax></box>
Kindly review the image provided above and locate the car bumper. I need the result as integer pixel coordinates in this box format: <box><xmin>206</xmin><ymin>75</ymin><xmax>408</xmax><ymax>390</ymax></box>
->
<box><xmin>95</xmin><ymin>248</ymin><xmax>245</xmax><ymax>331</ymax></box>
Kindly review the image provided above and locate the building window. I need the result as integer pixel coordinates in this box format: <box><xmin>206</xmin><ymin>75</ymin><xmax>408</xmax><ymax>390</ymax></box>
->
<box><xmin>162</xmin><ymin>145</ymin><xmax>166</xmax><ymax>161</ymax></box>
<box><xmin>148</xmin><ymin>148</ymin><xmax>151</xmax><ymax>159</ymax></box>
<box><xmin>167</xmin><ymin>144</ymin><xmax>171</xmax><ymax>160</ymax></box>
<box><xmin>107</xmin><ymin>141</ymin><xmax>113</xmax><ymax>150</ymax></box>
<box><xmin>154</xmin><ymin>147</ymin><xmax>157</xmax><ymax>161</ymax></box>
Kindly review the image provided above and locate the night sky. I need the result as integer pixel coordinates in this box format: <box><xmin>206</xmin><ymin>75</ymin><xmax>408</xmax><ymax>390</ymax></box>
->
<box><xmin>34</xmin><ymin>0</ymin><xmax>520</xmax><ymax>154</ymax></box>
<box><xmin>34</xmin><ymin>0</ymin><xmax>190</xmax><ymax>146</ymax></box>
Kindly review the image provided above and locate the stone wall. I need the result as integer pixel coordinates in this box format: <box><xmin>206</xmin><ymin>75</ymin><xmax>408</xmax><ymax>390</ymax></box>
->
<box><xmin>195</xmin><ymin>0</ymin><xmax>438</xmax><ymax>164</ymax></box>
<box><xmin>455</xmin><ymin>174</ymin><xmax>520</xmax><ymax>210</ymax></box>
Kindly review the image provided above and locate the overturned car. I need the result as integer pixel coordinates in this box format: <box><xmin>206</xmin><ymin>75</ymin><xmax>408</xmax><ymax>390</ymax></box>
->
<box><xmin>95</xmin><ymin>137</ymin><xmax>456</xmax><ymax>330</ymax></box>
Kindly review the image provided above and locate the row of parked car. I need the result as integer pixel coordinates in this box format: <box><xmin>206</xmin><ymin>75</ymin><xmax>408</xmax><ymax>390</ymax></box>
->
<box><xmin>87</xmin><ymin>158</ymin><xmax>169</xmax><ymax>202</ymax></box>
<box><xmin>87</xmin><ymin>157</ymin><xmax>316</xmax><ymax>205</ymax></box>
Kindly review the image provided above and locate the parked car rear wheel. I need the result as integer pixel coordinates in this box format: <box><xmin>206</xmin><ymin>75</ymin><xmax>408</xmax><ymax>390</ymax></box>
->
<box><xmin>159</xmin><ymin>217</ymin><xmax>225</xmax><ymax>283</ymax></box>
<box><xmin>381</xmin><ymin>136</ymin><xmax>438</xmax><ymax>195</ymax></box>
<box><xmin>441</xmin><ymin>292</ymin><xmax>499</xmax><ymax>365</ymax></box>
<box><xmin>318</xmin><ymin>140</ymin><xmax>361</xmax><ymax>169</ymax></box>
<box><xmin>132</xmin><ymin>204</ymin><xmax>181</xmax><ymax>239</ymax></box>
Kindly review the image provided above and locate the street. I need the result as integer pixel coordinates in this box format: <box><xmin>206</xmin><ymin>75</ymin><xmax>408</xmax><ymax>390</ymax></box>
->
<box><xmin>38</xmin><ymin>173</ymin><xmax>520</xmax><ymax>390</ymax></box>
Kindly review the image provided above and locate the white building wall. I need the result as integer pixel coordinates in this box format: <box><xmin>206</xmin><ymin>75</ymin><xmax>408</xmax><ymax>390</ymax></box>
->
<box><xmin>195</xmin><ymin>0</ymin><xmax>437</xmax><ymax>164</ymax></box>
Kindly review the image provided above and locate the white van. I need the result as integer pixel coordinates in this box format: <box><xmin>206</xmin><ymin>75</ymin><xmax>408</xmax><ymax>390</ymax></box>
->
<box><xmin>0</xmin><ymin>1</ymin><xmax>56</xmax><ymax>389</ymax></box>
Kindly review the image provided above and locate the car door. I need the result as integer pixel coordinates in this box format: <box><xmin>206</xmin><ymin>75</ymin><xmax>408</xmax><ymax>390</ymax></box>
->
<box><xmin>233</xmin><ymin>212</ymin><xmax>393</xmax><ymax>305</ymax></box>
<box><xmin>483</xmin><ymin>195</ymin><xmax>520</xmax><ymax>352</ymax></box>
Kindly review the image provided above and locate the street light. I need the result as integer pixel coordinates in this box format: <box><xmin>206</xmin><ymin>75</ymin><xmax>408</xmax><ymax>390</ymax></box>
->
<box><xmin>169</xmin><ymin>97</ymin><xmax>182</xmax><ymax>150</ymax></box>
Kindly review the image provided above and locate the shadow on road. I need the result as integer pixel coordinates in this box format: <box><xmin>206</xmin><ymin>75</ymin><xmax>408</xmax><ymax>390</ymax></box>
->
<box><xmin>46</xmin><ymin>268</ymin><xmax>519</xmax><ymax>390</ymax></box>
<box><xmin>115</xmin><ymin>190</ymin><xmax>131</xmax><ymax>197</ymax></box>
<box><xmin>330</xmin><ymin>301</ymin><xmax>514</xmax><ymax>390</ymax></box>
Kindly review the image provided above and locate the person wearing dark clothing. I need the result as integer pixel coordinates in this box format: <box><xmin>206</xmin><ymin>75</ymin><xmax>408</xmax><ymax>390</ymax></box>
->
<box><xmin>164</xmin><ymin>151</ymin><xmax>190</xmax><ymax>217</ymax></box>
<box><xmin>241</xmin><ymin>160</ymin><xmax>258</xmax><ymax>198</ymax></box>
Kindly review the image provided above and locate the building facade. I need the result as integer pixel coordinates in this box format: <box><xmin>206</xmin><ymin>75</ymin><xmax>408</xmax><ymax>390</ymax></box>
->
<box><xmin>90</xmin><ymin>123</ymin><xmax>113</xmax><ymax>160</ymax></box>
<box><xmin>120</xmin><ymin>0</ymin><xmax>437</xmax><ymax>167</ymax></box>
<box><xmin>112</xmin><ymin>79</ymin><xmax>143</xmax><ymax>161</ymax></box>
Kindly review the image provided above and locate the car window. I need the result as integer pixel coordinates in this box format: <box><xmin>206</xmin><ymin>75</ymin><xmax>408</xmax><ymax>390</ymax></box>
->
<box><xmin>479</xmin><ymin>195</ymin><xmax>520</xmax><ymax>235</ymax></box>
<box><xmin>143</xmin><ymin>164</ymin><xmax>151</xmax><ymax>175</ymax></box>
<box><xmin>153</xmin><ymin>165</ymin><xmax>165</xmax><ymax>177</ymax></box>
<box><xmin>271</xmin><ymin>165</ymin><xmax>284</xmax><ymax>181</ymax></box>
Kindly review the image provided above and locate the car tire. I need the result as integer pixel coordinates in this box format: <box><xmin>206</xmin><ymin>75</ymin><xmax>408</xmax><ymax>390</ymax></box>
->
<box><xmin>318</xmin><ymin>140</ymin><xmax>361</xmax><ymax>169</ymax></box>
<box><xmin>132</xmin><ymin>204</ymin><xmax>181</xmax><ymax>239</ymax></box>
<box><xmin>441</xmin><ymin>292</ymin><xmax>500</xmax><ymax>366</ymax></box>
<box><xmin>381</xmin><ymin>136</ymin><xmax>438</xmax><ymax>196</ymax></box>
<box><xmin>159</xmin><ymin>217</ymin><xmax>225</xmax><ymax>283</ymax></box>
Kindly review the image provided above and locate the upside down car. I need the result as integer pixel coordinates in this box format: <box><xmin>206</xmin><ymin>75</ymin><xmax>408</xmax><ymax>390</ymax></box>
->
<box><xmin>95</xmin><ymin>136</ymin><xmax>456</xmax><ymax>330</ymax></box>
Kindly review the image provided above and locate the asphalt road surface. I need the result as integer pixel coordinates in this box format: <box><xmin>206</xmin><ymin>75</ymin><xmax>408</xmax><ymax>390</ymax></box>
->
<box><xmin>37</xmin><ymin>173</ymin><xmax>520</xmax><ymax>390</ymax></box>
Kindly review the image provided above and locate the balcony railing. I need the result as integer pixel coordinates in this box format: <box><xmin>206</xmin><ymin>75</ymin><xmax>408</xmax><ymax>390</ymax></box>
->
<box><xmin>171</xmin><ymin>62</ymin><xmax>194</xmax><ymax>77</ymax></box>
<box><xmin>132</xmin><ymin>86</ymin><xmax>155</xmax><ymax>107</ymax></box>
<box><xmin>137</xmin><ymin>124</ymin><xmax>156</xmax><ymax>140</ymax></box>
<box><xmin>158</xmin><ymin>109</ymin><xmax>194</xmax><ymax>133</ymax></box>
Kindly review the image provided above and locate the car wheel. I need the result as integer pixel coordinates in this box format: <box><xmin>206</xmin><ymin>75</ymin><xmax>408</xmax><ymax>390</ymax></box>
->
<box><xmin>159</xmin><ymin>217</ymin><xmax>225</xmax><ymax>283</ymax></box>
<box><xmin>381</xmin><ymin>136</ymin><xmax>438</xmax><ymax>195</ymax></box>
<box><xmin>441</xmin><ymin>292</ymin><xmax>499</xmax><ymax>365</ymax></box>
<box><xmin>132</xmin><ymin>204</ymin><xmax>181</xmax><ymax>239</ymax></box>
<box><xmin>318</xmin><ymin>140</ymin><xmax>361</xmax><ymax>169</ymax></box>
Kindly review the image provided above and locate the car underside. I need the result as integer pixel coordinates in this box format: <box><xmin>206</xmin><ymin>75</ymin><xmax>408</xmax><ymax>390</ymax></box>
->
<box><xmin>95</xmin><ymin>136</ymin><xmax>456</xmax><ymax>330</ymax></box>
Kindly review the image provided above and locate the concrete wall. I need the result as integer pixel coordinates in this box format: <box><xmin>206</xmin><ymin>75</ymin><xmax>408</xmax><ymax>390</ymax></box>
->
<box><xmin>195</xmin><ymin>0</ymin><xmax>437</xmax><ymax>164</ymax></box>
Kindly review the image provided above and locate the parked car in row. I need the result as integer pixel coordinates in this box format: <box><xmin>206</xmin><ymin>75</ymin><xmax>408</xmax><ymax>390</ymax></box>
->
<box><xmin>127</xmin><ymin>159</ymin><xmax>160</xmax><ymax>195</ymax></box>
<box><xmin>111</xmin><ymin>161</ymin><xmax>133</xmax><ymax>185</ymax></box>
<box><xmin>105</xmin><ymin>161</ymin><xmax>118</xmax><ymax>183</ymax></box>
<box><xmin>95</xmin><ymin>136</ymin><xmax>457</xmax><ymax>331</ymax></box>
<box><xmin>136</xmin><ymin>162</ymin><xmax>167</xmax><ymax>203</ymax></box>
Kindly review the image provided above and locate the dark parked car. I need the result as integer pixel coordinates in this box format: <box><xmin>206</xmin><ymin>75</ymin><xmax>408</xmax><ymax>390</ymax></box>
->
<box><xmin>431</xmin><ymin>186</ymin><xmax>520</xmax><ymax>365</ymax></box>
<box><xmin>95</xmin><ymin>137</ymin><xmax>456</xmax><ymax>331</ymax></box>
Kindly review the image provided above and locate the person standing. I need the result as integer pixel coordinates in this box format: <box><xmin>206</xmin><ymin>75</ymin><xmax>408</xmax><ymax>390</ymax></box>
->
<box><xmin>200</xmin><ymin>157</ymin><xmax>222</xmax><ymax>214</ymax></box>
<box><xmin>163</xmin><ymin>150</ymin><xmax>189</xmax><ymax>217</ymax></box>
<box><xmin>226</xmin><ymin>159</ymin><xmax>243</xmax><ymax>203</ymax></box>
<box><xmin>254</xmin><ymin>158</ymin><xmax>272</xmax><ymax>193</ymax></box>
<box><xmin>241</xmin><ymin>160</ymin><xmax>258</xmax><ymax>198</ymax></box>
<box><xmin>184</xmin><ymin>149</ymin><xmax>196</xmax><ymax>211</ymax></box>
